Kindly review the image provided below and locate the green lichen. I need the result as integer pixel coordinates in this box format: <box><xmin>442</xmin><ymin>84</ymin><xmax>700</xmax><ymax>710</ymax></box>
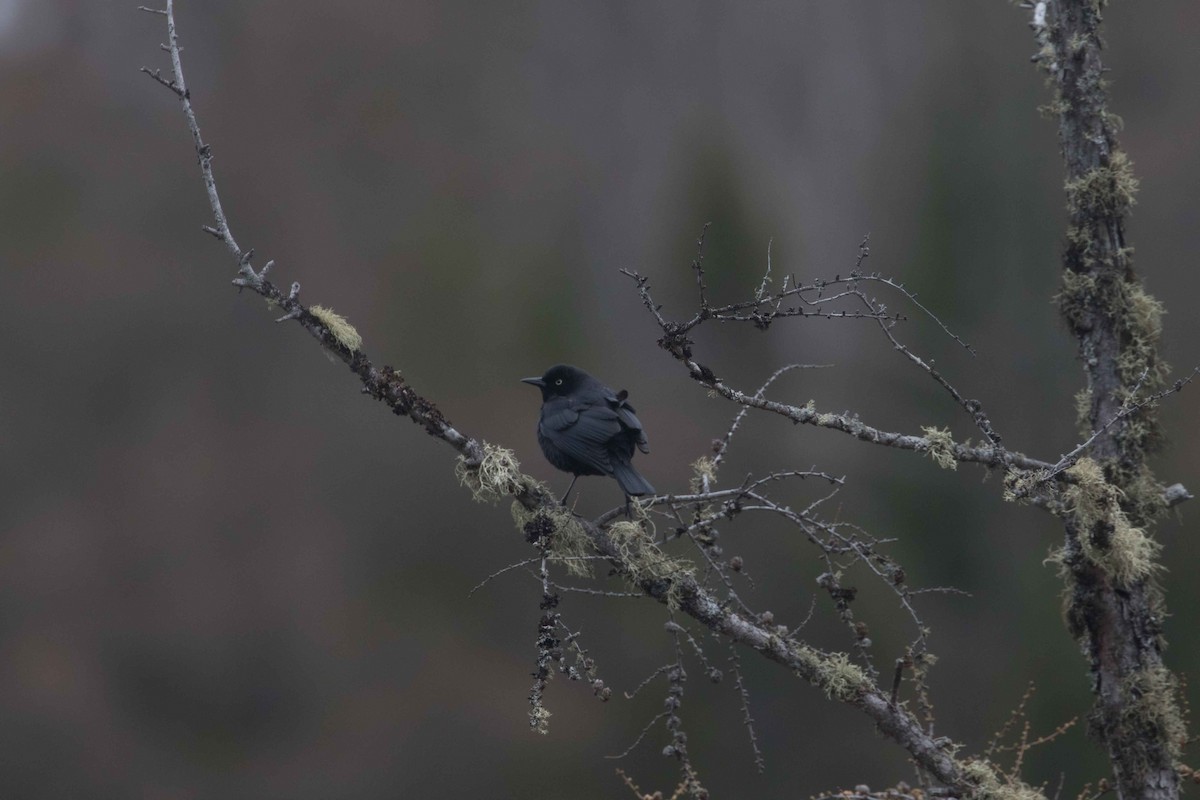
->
<box><xmin>1058</xmin><ymin>458</ymin><xmax>1161</xmax><ymax>586</ymax></box>
<box><xmin>1056</xmin><ymin>268</ymin><xmax>1100</xmax><ymax>327</ymax></box>
<box><xmin>607</xmin><ymin>520</ymin><xmax>693</xmax><ymax>609</ymax></box>
<box><xmin>1126</xmin><ymin>283</ymin><xmax>1165</xmax><ymax>339</ymax></box>
<box><xmin>1121</xmin><ymin>663</ymin><xmax>1188</xmax><ymax>760</ymax></box>
<box><xmin>1123</xmin><ymin>466</ymin><xmax>1168</xmax><ymax>527</ymax></box>
<box><xmin>1056</xmin><ymin>269</ymin><xmax>1169</xmax><ymax>517</ymax></box>
<box><xmin>1054</xmin><ymin>241</ymin><xmax>1170</xmax><ymax>517</ymax></box>
<box><xmin>690</xmin><ymin>456</ymin><xmax>718</xmax><ymax>493</ymax></box>
<box><xmin>455</xmin><ymin>443</ymin><xmax>525</xmax><ymax>502</ymax></box>
<box><xmin>921</xmin><ymin>426</ymin><xmax>958</xmax><ymax>471</ymax></box>
<box><xmin>1118</xmin><ymin>282</ymin><xmax>1169</xmax><ymax>390</ymax></box>
<box><xmin>529</xmin><ymin>705</ymin><xmax>552</xmax><ymax>736</ymax></box>
<box><xmin>1002</xmin><ymin>469</ymin><xmax>1030</xmax><ymax>503</ymax></box>
<box><xmin>1064</xmin><ymin>151</ymin><xmax>1139</xmax><ymax>219</ymax></box>
<box><xmin>961</xmin><ymin>758</ymin><xmax>1045</xmax><ymax>800</ymax></box>
<box><xmin>511</xmin><ymin>502</ymin><xmax>594</xmax><ymax>577</ymax></box>
<box><xmin>794</xmin><ymin>646</ymin><xmax>871</xmax><ymax>702</ymax></box>
<box><xmin>309</xmin><ymin>305</ymin><xmax>363</xmax><ymax>352</ymax></box>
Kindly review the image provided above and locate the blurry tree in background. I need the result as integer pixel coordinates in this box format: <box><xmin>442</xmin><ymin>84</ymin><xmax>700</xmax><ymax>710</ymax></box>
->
<box><xmin>2</xmin><ymin>1</ymin><xmax>1199</xmax><ymax>798</ymax></box>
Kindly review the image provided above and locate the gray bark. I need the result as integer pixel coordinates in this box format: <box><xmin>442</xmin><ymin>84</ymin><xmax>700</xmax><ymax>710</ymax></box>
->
<box><xmin>1034</xmin><ymin>3</ymin><xmax>1183</xmax><ymax>799</ymax></box>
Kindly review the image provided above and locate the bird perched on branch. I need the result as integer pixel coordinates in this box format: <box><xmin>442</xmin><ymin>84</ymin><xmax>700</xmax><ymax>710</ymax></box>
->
<box><xmin>522</xmin><ymin>364</ymin><xmax>655</xmax><ymax>503</ymax></box>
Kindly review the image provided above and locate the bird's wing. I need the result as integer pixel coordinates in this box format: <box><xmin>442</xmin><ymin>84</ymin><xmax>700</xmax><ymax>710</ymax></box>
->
<box><xmin>566</xmin><ymin>401</ymin><xmax>624</xmax><ymax>471</ymax></box>
<box><xmin>540</xmin><ymin>401</ymin><xmax>580</xmax><ymax>433</ymax></box>
<box><xmin>540</xmin><ymin>397</ymin><xmax>623</xmax><ymax>473</ymax></box>
<box><xmin>607</xmin><ymin>392</ymin><xmax>651</xmax><ymax>454</ymax></box>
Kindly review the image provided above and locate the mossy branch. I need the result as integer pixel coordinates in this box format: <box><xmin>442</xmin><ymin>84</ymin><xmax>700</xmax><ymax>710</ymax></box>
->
<box><xmin>1029</xmin><ymin>2</ymin><xmax>1185</xmax><ymax>798</ymax></box>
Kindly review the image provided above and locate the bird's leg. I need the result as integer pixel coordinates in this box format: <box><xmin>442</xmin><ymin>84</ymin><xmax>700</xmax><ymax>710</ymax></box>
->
<box><xmin>559</xmin><ymin>475</ymin><xmax>580</xmax><ymax>505</ymax></box>
<box><xmin>623</xmin><ymin>493</ymin><xmax>632</xmax><ymax>518</ymax></box>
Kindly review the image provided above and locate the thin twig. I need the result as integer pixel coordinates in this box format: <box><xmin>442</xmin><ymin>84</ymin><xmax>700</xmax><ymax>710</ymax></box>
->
<box><xmin>467</xmin><ymin>557</ymin><xmax>542</xmax><ymax>596</ymax></box>
<box><xmin>728</xmin><ymin>645</ymin><xmax>766</xmax><ymax>772</ymax></box>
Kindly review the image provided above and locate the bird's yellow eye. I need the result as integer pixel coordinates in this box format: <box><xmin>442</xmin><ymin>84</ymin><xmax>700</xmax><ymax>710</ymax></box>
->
<box><xmin>555</xmin><ymin>379</ymin><xmax>563</xmax><ymax>385</ymax></box>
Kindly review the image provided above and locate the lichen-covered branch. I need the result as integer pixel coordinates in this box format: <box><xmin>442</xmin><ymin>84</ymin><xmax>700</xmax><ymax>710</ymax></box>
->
<box><xmin>624</xmin><ymin>265</ymin><xmax>1054</xmax><ymax>475</ymax></box>
<box><xmin>138</xmin><ymin>7</ymin><xmax>1041</xmax><ymax>796</ymax></box>
<box><xmin>1029</xmin><ymin>2</ymin><xmax>1186</xmax><ymax>799</ymax></box>
<box><xmin>138</xmin><ymin>1</ymin><xmax>486</xmax><ymax>469</ymax></box>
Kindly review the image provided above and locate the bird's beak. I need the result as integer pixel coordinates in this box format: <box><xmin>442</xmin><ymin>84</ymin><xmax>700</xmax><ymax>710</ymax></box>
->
<box><xmin>521</xmin><ymin>377</ymin><xmax>546</xmax><ymax>388</ymax></box>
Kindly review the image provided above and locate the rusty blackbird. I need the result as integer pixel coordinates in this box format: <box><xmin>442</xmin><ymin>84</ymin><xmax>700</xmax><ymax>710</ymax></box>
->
<box><xmin>522</xmin><ymin>364</ymin><xmax>654</xmax><ymax>502</ymax></box>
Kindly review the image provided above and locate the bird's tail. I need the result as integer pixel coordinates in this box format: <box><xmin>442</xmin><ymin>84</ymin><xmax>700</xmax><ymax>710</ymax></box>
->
<box><xmin>612</xmin><ymin>461</ymin><xmax>655</xmax><ymax>496</ymax></box>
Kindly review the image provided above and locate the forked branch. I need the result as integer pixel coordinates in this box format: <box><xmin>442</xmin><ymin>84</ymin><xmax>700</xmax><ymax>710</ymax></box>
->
<box><xmin>139</xmin><ymin>4</ymin><xmax>1039</xmax><ymax>797</ymax></box>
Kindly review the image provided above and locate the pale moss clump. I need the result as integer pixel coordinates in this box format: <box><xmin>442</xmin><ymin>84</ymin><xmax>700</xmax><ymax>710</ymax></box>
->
<box><xmin>455</xmin><ymin>443</ymin><xmax>524</xmax><ymax>503</ymax></box>
<box><xmin>1064</xmin><ymin>149</ymin><xmax>1139</xmax><ymax>218</ymax></box>
<box><xmin>1003</xmin><ymin>468</ymin><xmax>1038</xmax><ymax>503</ymax></box>
<box><xmin>1057</xmin><ymin>268</ymin><xmax>1098</xmax><ymax>327</ymax></box>
<box><xmin>816</xmin><ymin>412</ymin><xmax>839</xmax><ymax>427</ymax></box>
<box><xmin>921</xmin><ymin>426</ymin><xmax>958</xmax><ymax>471</ymax></box>
<box><xmin>1118</xmin><ymin>282</ymin><xmax>1169</xmax><ymax>389</ymax></box>
<box><xmin>689</xmin><ymin>456</ymin><xmax>717</xmax><ymax>492</ymax></box>
<box><xmin>607</xmin><ymin>520</ymin><xmax>693</xmax><ymax>609</ymax></box>
<box><xmin>1126</xmin><ymin>283</ymin><xmax>1165</xmax><ymax>343</ymax></box>
<box><xmin>961</xmin><ymin>758</ymin><xmax>1045</xmax><ymax>800</ymax></box>
<box><xmin>1122</xmin><ymin>465</ymin><xmax>1169</xmax><ymax>529</ymax></box>
<box><xmin>1122</xmin><ymin>663</ymin><xmax>1188</xmax><ymax>760</ymax></box>
<box><xmin>512</xmin><ymin>501</ymin><xmax>594</xmax><ymax>577</ymax></box>
<box><xmin>795</xmin><ymin>646</ymin><xmax>870</xmax><ymax>701</ymax></box>
<box><xmin>309</xmin><ymin>305</ymin><xmax>363</xmax><ymax>352</ymax></box>
<box><xmin>530</xmin><ymin>705</ymin><xmax>551</xmax><ymax>735</ymax></box>
<box><xmin>1061</xmin><ymin>458</ymin><xmax>1161</xmax><ymax>585</ymax></box>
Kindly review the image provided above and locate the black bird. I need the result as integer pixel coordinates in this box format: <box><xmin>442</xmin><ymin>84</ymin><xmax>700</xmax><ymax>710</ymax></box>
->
<box><xmin>522</xmin><ymin>364</ymin><xmax>655</xmax><ymax>502</ymax></box>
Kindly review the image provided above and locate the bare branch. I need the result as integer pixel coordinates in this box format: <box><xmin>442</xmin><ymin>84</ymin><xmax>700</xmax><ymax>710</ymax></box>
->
<box><xmin>138</xmin><ymin>67</ymin><xmax>182</xmax><ymax>96</ymax></box>
<box><xmin>728</xmin><ymin>645</ymin><xmax>766</xmax><ymax>772</ymax></box>
<box><xmin>712</xmin><ymin>363</ymin><xmax>832</xmax><ymax>470</ymax></box>
<box><xmin>607</xmin><ymin>710</ymin><xmax>670</xmax><ymax>760</ymax></box>
<box><xmin>547</xmin><ymin>581</ymin><xmax>643</xmax><ymax>598</ymax></box>
<box><xmin>624</xmin><ymin>269</ymin><xmax>1051</xmax><ymax>473</ymax></box>
<box><xmin>691</xmin><ymin>223</ymin><xmax>711</xmax><ymax>312</ymax></box>
<box><xmin>846</xmin><ymin>241</ymin><xmax>1000</xmax><ymax>446</ymax></box>
<box><xmin>141</xmin><ymin>1</ymin><xmax>245</xmax><ymax>268</ymax></box>
<box><xmin>467</xmin><ymin>557</ymin><xmax>543</xmax><ymax>596</ymax></box>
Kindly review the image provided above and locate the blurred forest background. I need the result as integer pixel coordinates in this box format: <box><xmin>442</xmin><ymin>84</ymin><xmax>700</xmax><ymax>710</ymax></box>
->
<box><xmin>1</xmin><ymin>1</ymin><xmax>1198</xmax><ymax>797</ymax></box>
